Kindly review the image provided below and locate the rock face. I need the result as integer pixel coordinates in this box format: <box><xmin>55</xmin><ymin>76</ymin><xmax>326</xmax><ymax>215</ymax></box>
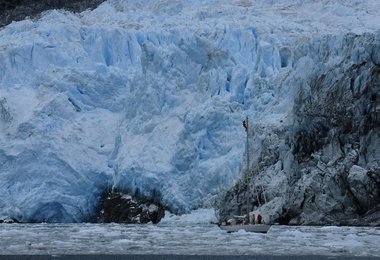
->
<box><xmin>217</xmin><ymin>32</ymin><xmax>380</xmax><ymax>226</ymax></box>
<box><xmin>92</xmin><ymin>190</ymin><xmax>166</xmax><ymax>224</ymax></box>
<box><xmin>0</xmin><ymin>0</ymin><xmax>105</xmax><ymax>27</ymax></box>
<box><xmin>348</xmin><ymin>166</ymin><xmax>378</xmax><ymax>210</ymax></box>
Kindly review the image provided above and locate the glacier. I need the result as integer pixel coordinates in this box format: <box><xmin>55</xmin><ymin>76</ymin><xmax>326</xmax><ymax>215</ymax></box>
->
<box><xmin>0</xmin><ymin>0</ymin><xmax>379</xmax><ymax>222</ymax></box>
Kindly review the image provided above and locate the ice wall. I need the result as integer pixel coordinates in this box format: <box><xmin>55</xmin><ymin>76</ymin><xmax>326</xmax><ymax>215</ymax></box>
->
<box><xmin>0</xmin><ymin>0</ymin><xmax>379</xmax><ymax>222</ymax></box>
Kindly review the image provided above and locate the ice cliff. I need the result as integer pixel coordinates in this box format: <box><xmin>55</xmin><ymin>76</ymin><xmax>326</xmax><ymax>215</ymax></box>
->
<box><xmin>0</xmin><ymin>0</ymin><xmax>379</xmax><ymax>223</ymax></box>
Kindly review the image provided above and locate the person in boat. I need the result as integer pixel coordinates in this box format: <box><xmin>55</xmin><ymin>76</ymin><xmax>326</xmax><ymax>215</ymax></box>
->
<box><xmin>257</xmin><ymin>214</ymin><xmax>262</xmax><ymax>224</ymax></box>
<box><xmin>244</xmin><ymin>215</ymin><xmax>250</xmax><ymax>225</ymax></box>
<box><xmin>251</xmin><ymin>213</ymin><xmax>255</xmax><ymax>224</ymax></box>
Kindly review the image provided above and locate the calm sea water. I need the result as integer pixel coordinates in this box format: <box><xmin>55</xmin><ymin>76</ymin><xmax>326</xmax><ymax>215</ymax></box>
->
<box><xmin>0</xmin><ymin>223</ymin><xmax>379</xmax><ymax>256</ymax></box>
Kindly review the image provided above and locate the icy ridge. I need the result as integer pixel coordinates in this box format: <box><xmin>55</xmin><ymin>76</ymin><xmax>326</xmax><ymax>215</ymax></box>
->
<box><xmin>0</xmin><ymin>0</ymin><xmax>379</xmax><ymax>222</ymax></box>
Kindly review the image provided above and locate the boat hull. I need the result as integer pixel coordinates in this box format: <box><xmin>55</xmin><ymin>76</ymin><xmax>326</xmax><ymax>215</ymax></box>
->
<box><xmin>219</xmin><ymin>224</ymin><xmax>271</xmax><ymax>233</ymax></box>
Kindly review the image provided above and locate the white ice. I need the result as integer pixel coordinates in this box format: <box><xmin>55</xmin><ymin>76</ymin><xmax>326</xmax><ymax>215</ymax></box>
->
<box><xmin>0</xmin><ymin>222</ymin><xmax>379</xmax><ymax>256</ymax></box>
<box><xmin>0</xmin><ymin>0</ymin><xmax>379</xmax><ymax>221</ymax></box>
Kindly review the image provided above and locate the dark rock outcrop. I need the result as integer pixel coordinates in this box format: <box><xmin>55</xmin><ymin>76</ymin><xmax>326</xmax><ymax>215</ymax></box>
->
<box><xmin>0</xmin><ymin>0</ymin><xmax>105</xmax><ymax>27</ymax></box>
<box><xmin>92</xmin><ymin>190</ymin><xmax>166</xmax><ymax>224</ymax></box>
<box><xmin>217</xmin><ymin>32</ymin><xmax>380</xmax><ymax>226</ymax></box>
<box><xmin>0</xmin><ymin>216</ymin><xmax>18</xmax><ymax>223</ymax></box>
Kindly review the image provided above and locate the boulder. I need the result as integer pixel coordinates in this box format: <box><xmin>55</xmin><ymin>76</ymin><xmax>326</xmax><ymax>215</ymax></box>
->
<box><xmin>348</xmin><ymin>165</ymin><xmax>379</xmax><ymax>210</ymax></box>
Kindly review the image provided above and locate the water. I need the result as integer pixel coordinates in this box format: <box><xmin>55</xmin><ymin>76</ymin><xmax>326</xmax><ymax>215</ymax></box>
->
<box><xmin>0</xmin><ymin>224</ymin><xmax>379</xmax><ymax>256</ymax></box>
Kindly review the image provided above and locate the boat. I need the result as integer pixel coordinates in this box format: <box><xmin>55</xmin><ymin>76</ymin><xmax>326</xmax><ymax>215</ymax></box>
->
<box><xmin>219</xmin><ymin>117</ymin><xmax>272</xmax><ymax>234</ymax></box>
<box><xmin>219</xmin><ymin>224</ymin><xmax>271</xmax><ymax>233</ymax></box>
<box><xmin>219</xmin><ymin>214</ymin><xmax>271</xmax><ymax>233</ymax></box>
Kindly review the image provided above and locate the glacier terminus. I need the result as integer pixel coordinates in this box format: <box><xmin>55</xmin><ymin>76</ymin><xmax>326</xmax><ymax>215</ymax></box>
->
<box><xmin>0</xmin><ymin>0</ymin><xmax>379</xmax><ymax>225</ymax></box>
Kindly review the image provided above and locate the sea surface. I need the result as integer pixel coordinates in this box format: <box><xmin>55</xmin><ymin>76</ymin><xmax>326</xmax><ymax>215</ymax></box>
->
<box><xmin>0</xmin><ymin>223</ymin><xmax>379</xmax><ymax>257</ymax></box>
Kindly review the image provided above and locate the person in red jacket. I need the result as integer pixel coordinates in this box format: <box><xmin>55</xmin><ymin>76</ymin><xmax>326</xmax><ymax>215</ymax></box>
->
<box><xmin>257</xmin><ymin>214</ymin><xmax>262</xmax><ymax>224</ymax></box>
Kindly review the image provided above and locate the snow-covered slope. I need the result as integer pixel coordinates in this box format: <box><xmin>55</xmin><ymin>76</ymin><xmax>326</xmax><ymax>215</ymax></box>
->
<box><xmin>0</xmin><ymin>0</ymin><xmax>379</xmax><ymax>222</ymax></box>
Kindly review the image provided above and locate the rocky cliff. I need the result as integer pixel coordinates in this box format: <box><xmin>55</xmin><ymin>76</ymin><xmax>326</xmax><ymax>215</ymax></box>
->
<box><xmin>0</xmin><ymin>0</ymin><xmax>104</xmax><ymax>27</ymax></box>
<box><xmin>91</xmin><ymin>189</ymin><xmax>166</xmax><ymax>224</ymax></box>
<box><xmin>217</xmin><ymin>32</ymin><xmax>380</xmax><ymax>226</ymax></box>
